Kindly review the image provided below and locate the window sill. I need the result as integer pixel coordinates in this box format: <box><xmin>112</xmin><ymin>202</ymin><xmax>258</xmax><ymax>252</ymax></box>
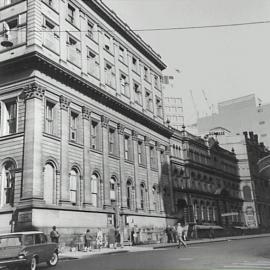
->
<box><xmin>43</xmin><ymin>132</ymin><xmax>61</xmax><ymax>141</ymax></box>
<box><xmin>132</xmin><ymin>69</ymin><xmax>140</xmax><ymax>77</ymax></box>
<box><xmin>121</xmin><ymin>92</ymin><xmax>130</xmax><ymax>99</ymax></box>
<box><xmin>104</xmin><ymin>47</ymin><xmax>114</xmax><ymax>57</ymax></box>
<box><xmin>138</xmin><ymin>163</ymin><xmax>147</xmax><ymax>169</ymax></box>
<box><xmin>67</xmin><ymin>59</ymin><xmax>81</xmax><ymax>69</ymax></box>
<box><xmin>65</xmin><ymin>18</ymin><xmax>80</xmax><ymax>31</ymax></box>
<box><xmin>90</xmin><ymin>147</ymin><xmax>103</xmax><ymax>154</ymax></box>
<box><xmin>42</xmin><ymin>1</ymin><xmax>59</xmax><ymax>14</ymax></box>
<box><xmin>150</xmin><ymin>167</ymin><xmax>158</xmax><ymax>172</ymax></box>
<box><xmin>69</xmin><ymin>140</ymin><xmax>84</xmax><ymax>149</ymax></box>
<box><xmin>125</xmin><ymin>159</ymin><xmax>134</xmax><ymax>165</ymax></box>
<box><xmin>0</xmin><ymin>132</ymin><xmax>23</xmax><ymax>141</ymax></box>
<box><xmin>87</xmin><ymin>72</ymin><xmax>100</xmax><ymax>81</ymax></box>
<box><xmin>105</xmin><ymin>83</ymin><xmax>116</xmax><ymax>90</ymax></box>
<box><xmin>134</xmin><ymin>101</ymin><xmax>142</xmax><ymax>107</ymax></box>
<box><xmin>86</xmin><ymin>34</ymin><xmax>98</xmax><ymax>45</ymax></box>
<box><xmin>0</xmin><ymin>0</ymin><xmax>24</xmax><ymax>11</ymax></box>
<box><xmin>109</xmin><ymin>153</ymin><xmax>120</xmax><ymax>160</ymax></box>
<box><xmin>43</xmin><ymin>44</ymin><xmax>60</xmax><ymax>56</ymax></box>
<box><xmin>119</xmin><ymin>59</ymin><xmax>128</xmax><ymax>67</ymax></box>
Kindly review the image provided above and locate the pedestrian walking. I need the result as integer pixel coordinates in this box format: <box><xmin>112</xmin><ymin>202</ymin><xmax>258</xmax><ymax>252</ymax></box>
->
<box><xmin>50</xmin><ymin>226</ymin><xmax>60</xmax><ymax>244</ymax></box>
<box><xmin>84</xmin><ymin>229</ymin><xmax>92</xmax><ymax>251</ymax></box>
<box><xmin>172</xmin><ymin>226</ymin><xmax>177</xmax><ymax>243</ymax></box>
<box><xmin>176</xmin><ymin>223</ymin><xmax>187</xmax><ymax>248</ymax></box>
<box><xmin>96</xmin><ymin>228</ymin><xmax>103</xmax><ymax>250</ymax></box>
<box><xmin>115</xmin><ymin>226</ymin><xmax>121</xmax><ymax>248</ymax></box>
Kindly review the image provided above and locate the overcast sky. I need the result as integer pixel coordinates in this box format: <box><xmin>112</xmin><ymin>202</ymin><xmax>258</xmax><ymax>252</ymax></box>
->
<box><xmin>102</xmin><ymin>0</ymin><xmax>270</xmax><ymax>125</ymax></box>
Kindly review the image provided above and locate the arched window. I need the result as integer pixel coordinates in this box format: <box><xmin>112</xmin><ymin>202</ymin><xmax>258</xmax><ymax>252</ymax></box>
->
<box><xmin>152</xmin><ymin>185</ymin><xmax>159</xmax><ymax>212</ymax></box>
<box><xmin>140</xmin><ymin>183</ymin><xmax>146</xmax><ymax>210</ymax></box>
<box><xmin>44</xmin><ymin>163</ymin><xmax>55</xmax><ymax>204</ymax></box>
<box><xmin>126</xmin><ymin>180</ymin><xmax>133</xmax><ymax>209</ymax></box>
<box><xmin>110</xmin><ymin>177</ymin><xmax>116</xmax><ymax>204</ymax></box>
<box><xmin>70</xmin><ymin>168</ymin><xmax>79</xmax><ymax>205</ymax></box>
<box><xmin>91</xmin><ymin>173</ymin><xmax>99</xmax><ymax>207</ymax></box>
<box><xmin>0</xmin><ymin>161</ymin><xmax>15</xmax><ymax>207</ymax></box>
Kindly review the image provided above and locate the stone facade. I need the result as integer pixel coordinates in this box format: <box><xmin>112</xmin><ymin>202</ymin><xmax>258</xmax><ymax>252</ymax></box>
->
<box><xmin>170</xmin><ymin>127</ymin><xmax>243</xmax><ymax>228</ymax></box>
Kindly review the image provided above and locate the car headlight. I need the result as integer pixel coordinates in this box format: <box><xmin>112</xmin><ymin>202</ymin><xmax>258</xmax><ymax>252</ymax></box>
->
<box><xmin>18</xmin><ymin>254</ymin><xmax>25</xmax><ymax>259</ymax></box>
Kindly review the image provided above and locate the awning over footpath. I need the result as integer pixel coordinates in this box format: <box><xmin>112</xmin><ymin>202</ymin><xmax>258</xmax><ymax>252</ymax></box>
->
<box><xmin>195</xmin><ymin>225</ymin><xmax>223</xmax><ymax>230</ymax></box>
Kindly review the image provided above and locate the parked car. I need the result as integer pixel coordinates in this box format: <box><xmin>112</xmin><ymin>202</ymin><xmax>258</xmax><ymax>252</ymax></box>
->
<box><xmin>0</xmin><ymin>231</ymin><xmax>58</xmax><ymax>270</ymax></box>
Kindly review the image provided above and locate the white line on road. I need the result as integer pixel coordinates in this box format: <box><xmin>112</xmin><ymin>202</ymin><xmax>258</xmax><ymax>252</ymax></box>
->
<box><xmin>178</xmin><ymin>258</ymin><xmax>193</xmax><ymax>261</ymax></box>
<box><xmin>223</xmin><ymin>265</ymin><xmax>270</xmax><ymax>269</ymax></box>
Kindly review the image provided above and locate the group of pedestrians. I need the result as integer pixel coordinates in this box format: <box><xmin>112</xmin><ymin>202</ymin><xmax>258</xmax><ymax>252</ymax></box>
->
<box><xmin>165</xmin><ymin>223</ymin><xmax>187</xmax><ymax>248</ymax></box>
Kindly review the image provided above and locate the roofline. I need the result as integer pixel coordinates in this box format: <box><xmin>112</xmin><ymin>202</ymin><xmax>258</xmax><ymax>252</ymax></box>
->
<box><xmin>83</xmin><ymin>0</ymin><xmax>167</xmax><ymax>70</ymax></box>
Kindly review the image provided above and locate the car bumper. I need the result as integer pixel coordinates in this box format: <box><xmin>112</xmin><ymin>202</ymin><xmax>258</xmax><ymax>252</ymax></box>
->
<box><xmin>0</xmin><ymin>258</ymin><xmax>27</xmax><ymax>268</ymax></box>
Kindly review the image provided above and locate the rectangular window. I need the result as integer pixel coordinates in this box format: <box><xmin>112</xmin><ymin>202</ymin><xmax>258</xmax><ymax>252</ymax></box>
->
<box><xmin>138</xmin><ymin>140</ymin><xmax>145</xmax><ymax>165</ymax></box>
<box><xmin>120</xmin><ymin>73</ymin><xmax>129</xmax><ymax>96</ymax></box>
<box><xmin>70</xmin><ymin>111</ymin><xmax>78</xmax><ymax>142</ymax></box>
<box><xmin>124</xmin><ymin>134</ymin><xmax>132</xmax><ymax>161</ymax></box>
<box><xmin>0</xmin><ymin>100</ymin><xmax>17</xmax><ymax>136</ymax></box>
<box><xmin>67</xmin><ymin>4</ymin><xmax>75</xmax><ymax>24</ymax></box>
<box><xmin>156</xmin><ymin>97</ymin><xmax>163</xmax><ymax>117</ymax></box>
<box><xmin>119</xmin><ymin>46</ymin><xmax>126</xmax><ymax>63</ymax></box>
<box><xmin>45</xmin><ymin>101</ymin><xmax>55</xmax><ymax>134</ymax></box>
<box><xmin>105</xmin><ymin>62</ymin><xmax>116</xmax><ymax>88</ymax></box>
<box><xmin>87</xmin><ymin>49</ymin><xmax>99</xmax><ymax>78</ymax></box>
<box><xmin>87</xmin><ymin>20</ymin><xmax>94</xmax><ymax>39</ymax></box>
<box><xmin>133</xmin><ymin>82</ymin><xmax>142</xmax><ymax>105</ymax></box>
<box><xmin>154</xmin><ymin>75</ymin><xmax>160</xmax><ymax>89</ymax></box>
<box><xmin>143</xmin><ymin>66</ymin><xmax>149</xmax><ymax>81</ymax></box>
<box><xmin>132</xmin><ymin>57</ymin><xmax>138</xmax><ymax>73</ymax></box>
<box><xmin>91</xmin><ymin>120</ymin><xmax>100</xmax><ymax>150</ymax></box>
<box><xmin>150</xmin><ymin>145</ymin><xmax>157</xmax><ymax>169</ymax></box>
<box><xmin>104</xmin><ymin>34</ymin><xmax>112</xmax><ymax>52</ymax></box>
<box><xmin>108</xmin><ymin>128</ymin><xmax>117</xmax><ymax>155</ymax></box>
<box><xmin>160</xmin><ymin>150</ymin><xmax>166</xmax><ymax>164</ymax></box>
<box><xmin>145</xmin><ymin>90</ymin><xmax>153</xmax><ymax>112</ymax></box>
<box><xmin>67</xmin><ymin>35</ymin><xmax>81</xmax><ymax>66</ymax></box>
<box><xmin>42</xmin><ymin>17</ymin><xmax>59</xmax><ymax>53</ymax></box>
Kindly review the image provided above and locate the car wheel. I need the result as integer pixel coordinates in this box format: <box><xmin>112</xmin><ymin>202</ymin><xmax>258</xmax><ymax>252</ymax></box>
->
<box><xmin>47</xmin><ymin>252</ymin><xmax>58</xmax><ymax>267</ymax></box>
<box><xmin>27</xmin><ymin>256</ymin><xmax>37</xmax><ymax>270</ymax></box>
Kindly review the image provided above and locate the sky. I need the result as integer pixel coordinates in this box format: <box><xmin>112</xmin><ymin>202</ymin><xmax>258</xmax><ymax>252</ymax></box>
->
<box><xmin>102</xmin><ymin>0</ymin><xmax>270</xmax><ymax>126</ymax></box>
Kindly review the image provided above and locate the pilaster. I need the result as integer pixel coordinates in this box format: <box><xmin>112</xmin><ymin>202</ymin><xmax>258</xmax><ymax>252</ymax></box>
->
<box><xmin>59</xmin><ymin>95</ymin><xmax>71</xmax><ymax>205</ymax></box>
<box><xmin>156</xmin><ymin>143</ymin><xmax>164</xmax><ymax>213</ymax></box>
<box><xmin>21</xmin><ymin>82</ymin><xmax>45</xmax><ymax>201</ymax></box>
<box><xmin>165</xmin><ymin>148</ymin><xmax>175</xmax><ymax>214</ymax></box>
<box><xmin>82</xmin><ymin>106</ymin><xmax>92</xmax><ymax>206</ymax></box>
<box><xmin>101</xmin><ymin>115</ymin><xmax>111</xmax><ymax>208</ymax></box>
<box><xmin>144</xmin><ymin>136</ymin><xmax>151</xmax><ymax>212</ymax></box>
<box><xmin>132</xmin><ymin>130</ymin><xmax>139</xmax><ymax>211</ymax></box>
<box><xmin>117</xmin><ymin>123</ymin><xmax>127</xmax><ymax>210</ymax></box>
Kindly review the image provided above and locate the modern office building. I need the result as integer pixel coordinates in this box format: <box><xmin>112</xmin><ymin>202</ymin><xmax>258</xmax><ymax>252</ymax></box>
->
<box><xmin>163</xmin><ymin>96</ymin><xmax>184</xmax><ymax>130</ymax></box>
<box><xmin>0</xmin><ymin>0</ymin><xmax>176</xmax><ymax>241</ymax></box>
<box><xmin>197</xmin><ymin>94</ymin><xmax>270</xmax><ymax>148</ymax></box>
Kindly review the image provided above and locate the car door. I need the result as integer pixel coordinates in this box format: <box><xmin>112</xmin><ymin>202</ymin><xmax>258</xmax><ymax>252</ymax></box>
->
<box><xmin>22</xmin><ymin>234</ymin><xmax>36</xmax><ymax>261</ymax></box>
<box><xmin>34</xmin><ymin>233</ymin><xmax>47</xmax><ymax>262</ymax></box>
<box><xmin>39</xmin><ymin>233</ymin><xmax>53</xmax><ymax>261</ymax></box>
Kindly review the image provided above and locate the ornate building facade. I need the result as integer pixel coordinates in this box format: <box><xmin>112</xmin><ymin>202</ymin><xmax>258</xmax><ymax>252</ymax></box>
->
<box><xmin>0</xmin><ymin>0</ymin><xmax>175</xmax><ymax>238</ymax></box>
<box><xmin>170</xmin><ymin>128</ymin><xmax>243</xmax><ymax>228</ymax></box>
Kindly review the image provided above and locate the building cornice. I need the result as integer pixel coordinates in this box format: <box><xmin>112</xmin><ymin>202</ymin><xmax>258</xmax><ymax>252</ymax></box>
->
<box><xmin>0</xmin><ymin>52</ymin><xmax>173</xmax><ymax>138</ymax></box>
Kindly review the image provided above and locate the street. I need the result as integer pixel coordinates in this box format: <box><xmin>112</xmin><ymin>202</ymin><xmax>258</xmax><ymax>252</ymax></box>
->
<box><xmin>38</xmin><ymin>237</ymin><xmax>270</xmax><ymax>270</ymax></box>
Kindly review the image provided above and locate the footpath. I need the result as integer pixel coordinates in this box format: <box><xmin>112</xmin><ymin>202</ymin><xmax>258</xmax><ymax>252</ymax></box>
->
<box><xmin>59</xmin><ymin>233</ymin><xmax>270</xmax><ymax>260</ymax></box>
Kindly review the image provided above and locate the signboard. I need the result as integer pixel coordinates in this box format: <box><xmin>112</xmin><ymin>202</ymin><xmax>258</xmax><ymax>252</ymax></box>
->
<box><xmin>18</xmin><ymin>211</ymin><xmax>32</xmax><ymax>223</ymax></box>
<box><xmin>244</xmin><ymin>206</ymin><xmax>257</xmax><ymax>228</ymax></box>
<box><xmin>221</xmin><ymin>212</ymin><xmax>238</xmax><ymax>217</ymax></box>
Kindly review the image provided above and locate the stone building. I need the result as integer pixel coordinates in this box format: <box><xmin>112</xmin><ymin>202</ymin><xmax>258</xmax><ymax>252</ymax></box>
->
<box><xmin>170</xmin><ymin>127</ymin><xmax>243</xmax><ymax>228</ymax></box>
<box><xmin>0</xmin><ymin>0</ymin><xmax>176</xmax><ymax>240</ymax></box>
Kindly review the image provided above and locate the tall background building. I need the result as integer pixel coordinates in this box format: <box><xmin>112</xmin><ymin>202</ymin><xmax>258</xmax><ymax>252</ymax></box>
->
<box><xmin>197</xmin><ymin>94</ymin><xmax>270</xmax><ymax>148</ymax></box>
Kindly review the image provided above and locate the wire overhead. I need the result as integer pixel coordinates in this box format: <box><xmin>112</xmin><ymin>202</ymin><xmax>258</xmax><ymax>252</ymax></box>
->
<box><xmin>8</xmin><ymin>19</ymin><xmax>270</xmax><ymax>33</ymax></box>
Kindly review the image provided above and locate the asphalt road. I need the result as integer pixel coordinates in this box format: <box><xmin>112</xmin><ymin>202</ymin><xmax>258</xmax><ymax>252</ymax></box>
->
<box><xmin>40</xmin><ymin>237</ymin><xmax>270</xmax><ymax>270</ymax></box>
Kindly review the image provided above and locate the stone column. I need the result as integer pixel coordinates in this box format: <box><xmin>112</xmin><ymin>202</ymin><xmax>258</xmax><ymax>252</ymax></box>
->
<box><xmin>82</xmin><ymin>106</ymin><xmax>92</xmax><ymax>206</ymax></box>
<box><xmin>165</xmin><ymin>147</ymin><xmax>175</xmax><ymax>214</ymax></box>
<box><xmin>132</xmin><ymin>130</ymin><xmax>139</xmax><ymax>211</ymax></box>
<box><xmin>21</xmin><ymin>83</ymin><xmax>45</xmax><ymax>201</ymax></box>
<box><xmin>101</xmin><ymin>115</ymin><xmax>111</xmax><ymax>208</ymax></box>
<box><xmin>117</xmin><ymin>123</ymin><xmax>127</xmax><ymax>209</ymax></box>
<box><xmin>59</xmin><ymin>95</ymin><xmax>71</xmax><ymax>205</ymax></box>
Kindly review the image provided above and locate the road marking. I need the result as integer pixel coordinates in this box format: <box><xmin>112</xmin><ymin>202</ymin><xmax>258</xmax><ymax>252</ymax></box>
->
<box><xmin>178</xmin><ymin>258</ymin><xmax>193</xmax><ymax>261</ymax></box>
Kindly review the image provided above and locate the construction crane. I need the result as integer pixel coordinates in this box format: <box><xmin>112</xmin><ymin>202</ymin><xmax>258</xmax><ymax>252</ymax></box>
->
<box><xmin>189</xmin><ymin>90</ymin><xmax>199</xmax><ymax>120</ymax></box>
<box><xmin>202</xmin><ymin>89</ymin><xmax>213</xmax><ymax>115</ymax></box>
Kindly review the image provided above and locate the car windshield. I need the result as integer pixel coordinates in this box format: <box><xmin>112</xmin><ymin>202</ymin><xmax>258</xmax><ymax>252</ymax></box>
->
<box><xmin>0</xmin><ymin>236</ymin><xmax>22</xmax><ymax>247</ymax></box>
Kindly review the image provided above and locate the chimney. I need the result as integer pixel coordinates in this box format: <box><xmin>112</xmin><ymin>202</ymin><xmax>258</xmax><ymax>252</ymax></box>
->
<box><xmin>249</xmin><ymin>131</ymin><xmax>254</xmax><ymax>140</ymax></box>
<box><xmin>254</xmin><ymin>134</ymin><xmax>258</xmax><ymax>144</ymax></box>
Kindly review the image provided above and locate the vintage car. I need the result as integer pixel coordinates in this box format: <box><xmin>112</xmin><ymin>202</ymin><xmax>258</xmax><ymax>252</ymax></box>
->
<box><xmin>0</xmin><ymin>231</ymin><xmax>58</xmax><ymax>270</ymax></box>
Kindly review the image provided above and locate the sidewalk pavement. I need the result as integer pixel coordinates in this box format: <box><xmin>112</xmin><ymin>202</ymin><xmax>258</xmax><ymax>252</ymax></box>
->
<box><xmin>59</xmin><ymin>233</ymin><xmax>270</xmax><ymax>260</ymax></box>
